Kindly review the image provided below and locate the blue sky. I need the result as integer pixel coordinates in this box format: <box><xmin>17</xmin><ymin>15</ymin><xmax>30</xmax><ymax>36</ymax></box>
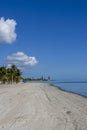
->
<box><xmin>0</xmin><ymin>0</ymin><xmax>87</xmax><ymax>81</ymax></box>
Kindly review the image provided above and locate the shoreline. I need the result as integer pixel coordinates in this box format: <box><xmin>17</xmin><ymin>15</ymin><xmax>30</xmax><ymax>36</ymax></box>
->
<box><xmin>50</xmin><ymin>83</ymin><xmax>87</xmax><ymax>98</ymax></box>
<box><xmin>0</xmin><ymin>83</ymin><xmax>87</xmax><ymax>130</ymax></box>
<box><xmin>0</xmin><ymin>82</ymin><xmax>87</xmax><ymax>98</ymax></box>
<box><xmin>24</xmin><ymin>81</ymin><xmax>87</xmax><ymax>98</ymax></box>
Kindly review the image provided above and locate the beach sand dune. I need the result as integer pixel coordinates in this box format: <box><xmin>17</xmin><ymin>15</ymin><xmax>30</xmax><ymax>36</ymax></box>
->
<box><xmin>0</xmin><ymin>83</ymin><xmax>87</xmax><ymax>130</ymax></box>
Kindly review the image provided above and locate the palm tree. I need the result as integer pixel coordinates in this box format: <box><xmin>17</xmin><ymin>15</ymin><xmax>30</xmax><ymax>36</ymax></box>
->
<box><xmin>6</xmin><ymin>68</ymin><xmax>12</xmax><ymax>84</ymax></box>
<box><xmin>10</xmin><ymin>65</ymin><xmax>17</xmax><ymax>83</ymax></box>
<box><xmin>15</xmin><ymin>69</ymin><xmax>22</xmax><ymax>83</ymax></box>
<box><xmin>0</xmin><ymin>65</ymin><xmax>22</xmax><ymax>84</ymax></box>
<box><xmin>10</xmin><ymin>65</ymin><xmax>21</xmax><ymax>84</ymax></box>
<box><xmin>0</xmin><ymin>66</ymin><xmax>7</xmax><ymax>84</ymax></box>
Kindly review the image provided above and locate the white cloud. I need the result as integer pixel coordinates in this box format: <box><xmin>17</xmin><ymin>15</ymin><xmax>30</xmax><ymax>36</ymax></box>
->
<box><xmin>0</xmin><ymin>17</ymin><xmax>17</xmax><ymax>43</ymax></box>
<box><xmin>6</xmin><ymin>52</ymin><xmax>38</xmax><ymax>67</ymax></box>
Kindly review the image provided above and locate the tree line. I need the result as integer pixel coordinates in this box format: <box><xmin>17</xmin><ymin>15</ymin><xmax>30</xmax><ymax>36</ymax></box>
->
<box><xmin>0</xmin><ymin>65</ymin><xmax>22</xmax><ymax>84</ymax></box>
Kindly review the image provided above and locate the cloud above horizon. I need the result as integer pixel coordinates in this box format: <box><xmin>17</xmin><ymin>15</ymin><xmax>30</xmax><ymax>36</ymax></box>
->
<box><xmin>0</xmin><ymin>17</ymin><xmax>17</xmax><ymax>43</ymax></box>
<box><xmin>6</xmin><ymin>52</ymin><xmax>38</xmax><ymax>68</ymax></box>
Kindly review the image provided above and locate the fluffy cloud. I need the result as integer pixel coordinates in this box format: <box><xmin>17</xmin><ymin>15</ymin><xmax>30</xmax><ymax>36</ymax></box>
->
<box><xmin>0</xmin><ymin>17</ymin><xmax>17</xmax><ymax>43</ymax></box>
<box><xmin>6</xmin><ymin>52</ymin><xmax>38</xmax><ymax>67</ymax></box>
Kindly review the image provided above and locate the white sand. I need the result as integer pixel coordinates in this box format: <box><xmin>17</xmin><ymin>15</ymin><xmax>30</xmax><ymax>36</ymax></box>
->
<box><xmin>0</xmin><ymin>83</ymin><xmax>87</xmax><ymax>130</ymax></box>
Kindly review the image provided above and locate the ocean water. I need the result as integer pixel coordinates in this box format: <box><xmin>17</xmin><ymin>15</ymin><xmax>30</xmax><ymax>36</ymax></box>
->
<box><xmin>50</xmin><ymin>81</ymin><xmax>87</xmax><ymax>97</ymax></box>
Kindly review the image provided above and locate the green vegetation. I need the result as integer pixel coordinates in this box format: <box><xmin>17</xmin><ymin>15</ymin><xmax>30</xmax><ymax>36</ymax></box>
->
<box><xmin>0</xmin><ymin>65</ymin><xmax>51</xmax><ymax>84</ymax></box>
<box><xmin>23</xmin><ymin>76</ymin><xmax>51</xmax><ymax>82</ymax></box>
<box><xmin>0</xmin><ymin>65</ymin><xmax>22</xmax><ymax>84</ymax></box>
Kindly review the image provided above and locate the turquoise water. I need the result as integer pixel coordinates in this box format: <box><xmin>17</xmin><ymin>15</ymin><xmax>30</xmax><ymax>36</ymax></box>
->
<box><xmin>50</xmin><ymin>81</ymin><xmax>87</xmax><ymax>97</ymax></box>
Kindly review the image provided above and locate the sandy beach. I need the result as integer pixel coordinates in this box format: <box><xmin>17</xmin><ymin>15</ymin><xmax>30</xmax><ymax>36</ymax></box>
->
<box><xmin>0</xmin><ymin>83</ymin><xmax>87</xmax><ymax>130</ymax></box>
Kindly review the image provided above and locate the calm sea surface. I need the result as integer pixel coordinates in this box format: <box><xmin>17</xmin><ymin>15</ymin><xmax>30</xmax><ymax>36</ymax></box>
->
<box><xmin>49</xmin><ymin>81</ymin><xmax>87</xmax><ymax>97</ymax></box>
